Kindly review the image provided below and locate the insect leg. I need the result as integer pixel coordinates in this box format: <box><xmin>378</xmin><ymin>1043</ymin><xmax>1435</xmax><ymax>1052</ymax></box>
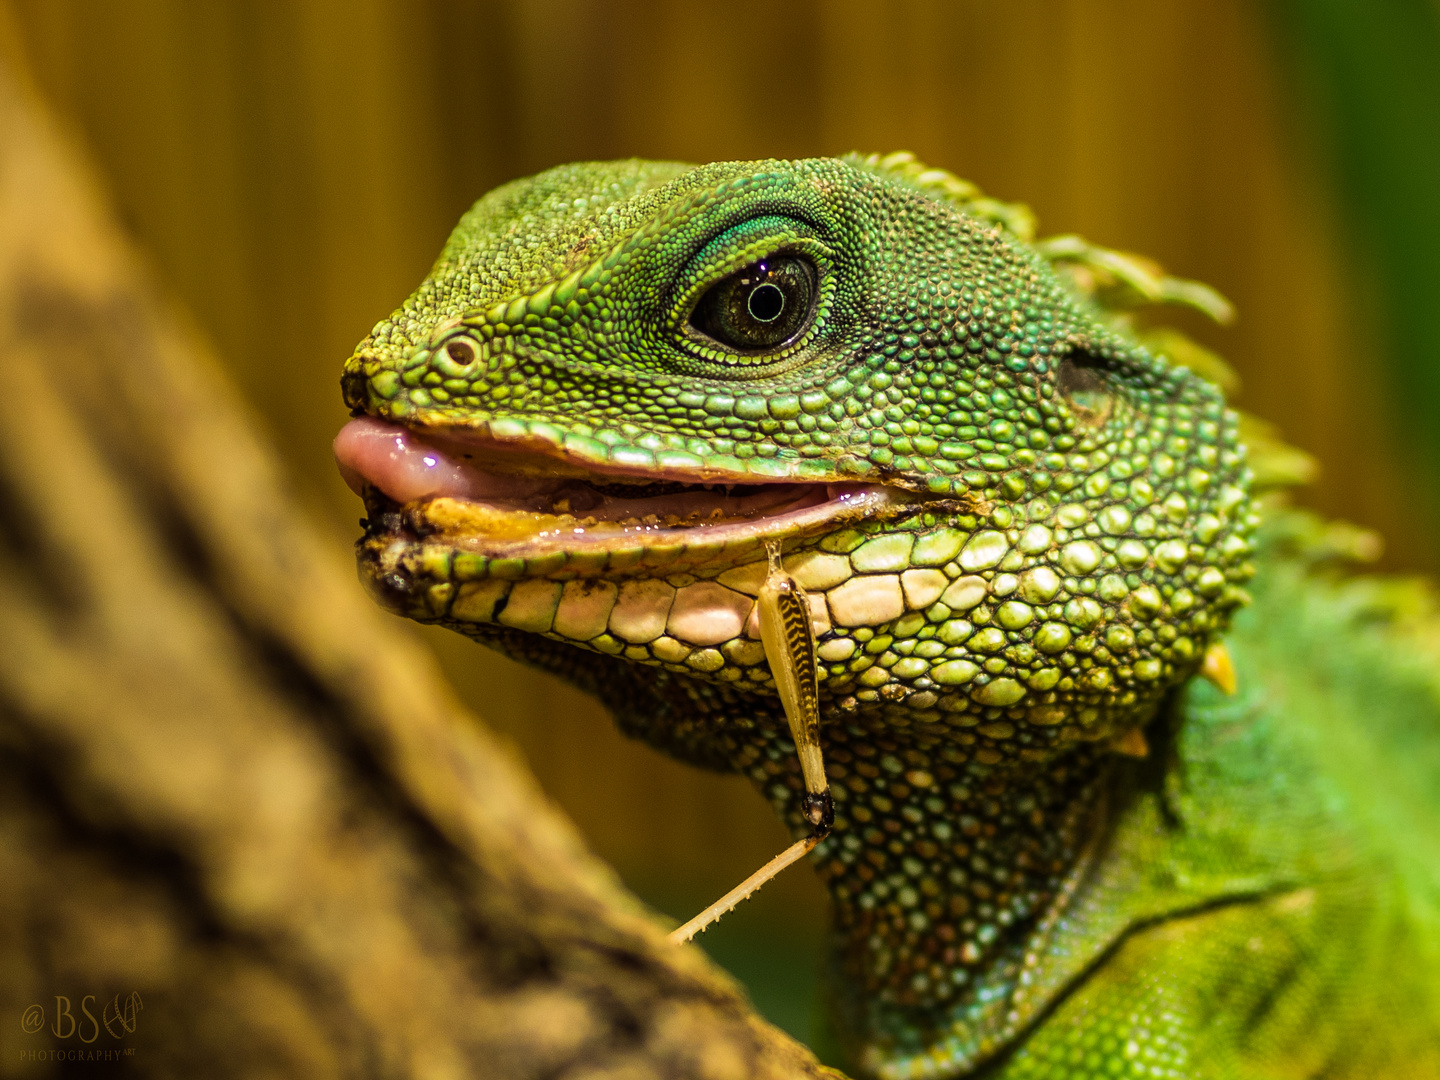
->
<box><xmin>667</xmin><ymin>544</ymin><xmax>834</xmax><ymax>944</ymax></box>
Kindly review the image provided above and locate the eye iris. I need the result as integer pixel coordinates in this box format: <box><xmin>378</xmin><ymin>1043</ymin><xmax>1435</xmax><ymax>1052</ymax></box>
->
<box><xmin>689</xmin><ymin>254</ymin><xmax>815</xmax><ymax>352</ymax></box>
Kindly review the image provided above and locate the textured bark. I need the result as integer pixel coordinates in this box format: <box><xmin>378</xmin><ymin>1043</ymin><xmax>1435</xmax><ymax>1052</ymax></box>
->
<box><xmin>0</xmin><ymin>49</ymin><xmax>836</xmax><ymax>1080</ymax></box>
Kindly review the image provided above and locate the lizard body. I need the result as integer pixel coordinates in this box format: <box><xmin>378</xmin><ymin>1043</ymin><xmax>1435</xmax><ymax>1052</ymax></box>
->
<box><xmin>335</xmin><ymin>154</ymin><xmax>1440</xmax><ymax>1077</ymax></box>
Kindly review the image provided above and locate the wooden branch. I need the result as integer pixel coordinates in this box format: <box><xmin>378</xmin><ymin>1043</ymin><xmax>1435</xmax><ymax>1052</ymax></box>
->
<box><xmin>0</xmin><ymin>47</ymin><xmax>838</xmax><ymax>1080</ymax></box>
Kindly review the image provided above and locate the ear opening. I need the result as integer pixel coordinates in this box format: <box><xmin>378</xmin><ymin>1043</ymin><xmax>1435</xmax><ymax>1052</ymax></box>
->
<box><xmin>1056</xmin><ymin>348</ymin><xmax>1115</xmax><ymax>427</ymax></box>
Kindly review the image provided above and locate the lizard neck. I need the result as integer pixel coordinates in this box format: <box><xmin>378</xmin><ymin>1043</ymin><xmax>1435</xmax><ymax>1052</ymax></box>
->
<box><xmin>717</xmin><ymin>707</ymin><xmax>1121</xmax><ymax>1076</ymax></box>
<box><xmin>745</xmin><ymin>717</ymin><xmax>1109</xmax><ymax>1006</ymax></box>
<box><xmin>468</xmin><ymin>629</ymin><xmax>1122</xmax><ymax>1068</ymax></box>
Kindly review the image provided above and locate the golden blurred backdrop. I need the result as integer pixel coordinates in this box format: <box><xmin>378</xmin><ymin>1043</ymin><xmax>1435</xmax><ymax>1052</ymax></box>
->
<box><xmin>7</xmin><ymin>0</ymin><xmax>1432</xmax><ymax>1037</ymax></box>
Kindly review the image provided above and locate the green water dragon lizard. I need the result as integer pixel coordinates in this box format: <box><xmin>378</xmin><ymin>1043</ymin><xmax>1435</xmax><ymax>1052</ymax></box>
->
<box><xmin>334</xmin><ymin>153</ymin><xmax>1440</xmax><ymax>1078</ymax></box>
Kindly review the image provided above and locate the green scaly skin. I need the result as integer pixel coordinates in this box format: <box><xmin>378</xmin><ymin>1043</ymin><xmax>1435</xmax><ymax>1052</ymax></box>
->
<box><xmin>339</xmin><ymin>154</ymin><xmax>1440</xmax><ymax>1077</ymax></box>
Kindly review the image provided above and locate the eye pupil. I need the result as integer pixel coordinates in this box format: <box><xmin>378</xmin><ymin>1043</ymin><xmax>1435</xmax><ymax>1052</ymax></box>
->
<box><xmin>747</xmin><ymin>282</ymin><xmax>785</xmax><ymax>323</ymax></box>
<box><xmin>688</xmin><ymin>253</ymin><xmax>816</xmax><ymax>353</ymax></box>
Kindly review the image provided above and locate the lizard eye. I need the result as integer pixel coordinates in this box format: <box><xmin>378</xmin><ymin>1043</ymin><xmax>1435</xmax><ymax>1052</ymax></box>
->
<box><xmin>687</xmin><ymin>254</ymin><xmax>816</xmax><ymax>352</ymax></box>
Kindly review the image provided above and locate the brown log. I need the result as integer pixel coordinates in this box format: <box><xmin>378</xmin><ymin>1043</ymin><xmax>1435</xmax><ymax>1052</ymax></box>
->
<box><xmin>0</xmin><ymin>46</ymin><xmax>838</xmax><ymax>1080</ymax></box>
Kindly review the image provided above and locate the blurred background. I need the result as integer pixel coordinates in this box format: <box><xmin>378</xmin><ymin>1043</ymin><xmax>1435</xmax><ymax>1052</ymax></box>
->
<box><xmin>6</xmin><ymin>0</ymin><xmax>1438</xmax><ymax>1046</ymax></box>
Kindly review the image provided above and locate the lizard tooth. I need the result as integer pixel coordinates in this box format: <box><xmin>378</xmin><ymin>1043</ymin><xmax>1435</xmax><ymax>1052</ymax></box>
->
<box><xmin>667</xmin><ymin>582</ymin><xmax>754</xmax><ymax>646</ymax></box>
<box><xmin>553</xmin><ymin>579</ymin><xmax>618</xmax><ymax>641</ymax></box>
<box><xmin>608</xmin><ymin>579</ymin><xmax>675</xmax><ymax>643</ymax></box>
<box><xmin>827</xmin><ymin>575</ymin><xmax>905</xmax><ymax>627</ymax></box>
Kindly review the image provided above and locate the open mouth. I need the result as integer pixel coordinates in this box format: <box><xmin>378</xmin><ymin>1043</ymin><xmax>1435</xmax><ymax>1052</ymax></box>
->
<box><xmin>334</xmin><ymin>416</ymin><xmax>924</xmax><ymax>554</ymax></box>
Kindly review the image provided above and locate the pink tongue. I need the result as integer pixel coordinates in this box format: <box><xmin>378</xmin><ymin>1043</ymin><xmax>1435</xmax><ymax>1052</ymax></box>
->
<box><xmin>335</xmin><ymin>416</ymin><xmax>842</xmax><ymax>523</ymax></box>
<box><xmin>334</xmin><ymin>417</ymin><xmax>555</xmax><ymax>504</ymax></box>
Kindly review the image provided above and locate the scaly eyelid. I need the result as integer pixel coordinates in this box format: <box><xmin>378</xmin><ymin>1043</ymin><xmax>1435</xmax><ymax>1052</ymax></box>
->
<box><xmin>668</xmin><ymin>215</ymin><xmax>832</xmax><ymax>307</ymax></box>
<box><xmin>664</xmin><ymin>228</ymin><xmax>834</xmax><ymax>340</ymax></box>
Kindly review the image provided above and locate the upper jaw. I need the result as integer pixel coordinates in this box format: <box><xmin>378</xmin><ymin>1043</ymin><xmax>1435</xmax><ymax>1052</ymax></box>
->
<box><xmin>335</xmin><ymin>413</ymin><xmax>839</xmax><ymax>498</ymax></box>
<box><xmin>335</xmin><ymin>416</ymin><xmax>977</xmax><ymax>561</ymax></box>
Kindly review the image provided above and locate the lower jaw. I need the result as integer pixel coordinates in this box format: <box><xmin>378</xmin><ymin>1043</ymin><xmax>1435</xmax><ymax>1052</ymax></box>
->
<box><xmin>353</xmin><ymin>482</ymin><xmax>943</xmax><ymax>686</ymax></box>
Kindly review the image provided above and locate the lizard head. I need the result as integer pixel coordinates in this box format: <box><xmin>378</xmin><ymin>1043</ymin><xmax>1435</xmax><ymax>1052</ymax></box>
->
<box><xmin>338</xmin><ymin>154</ymin><xmax>1254</xmax><ymax>759</ymax></box>
<box><xmin>337</xmin><ymin>154</ymin><xmax>1258</xmax><ymax>1072</ymax></box>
